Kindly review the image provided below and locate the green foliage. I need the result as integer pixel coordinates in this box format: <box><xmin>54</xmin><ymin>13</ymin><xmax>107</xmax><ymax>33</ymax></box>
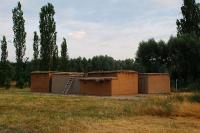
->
<box><xmin>173</xmin><ymin>95</ymin><xmax>184</xmax><ymax>103</ymax></box>
<box><xmin>132</xmin><ymin>60</ymin><xmax>145</xmax><ymax>72</ymax></box>
<box><xmin>17</xmin><ymin>76</ymin><xmax>26</xmax><ymax>89</ymax></box>
<box><xmin>0</xmin><ymin>62</ymin><xmax>14</xmax><ymax>89</ymax></box>
<box><xmin>61</xmin><ymin>38</ymin><xmax>68</xmax><ymax>71</ymax></box>
<box><xmin>1</xmin><ymin>36</ymin><xmax>8</xmax><ymax>62</ymax></box>
<box><xmin>24</xmin><ymin>61</ymin><xmax>33</xmax><ymax>86</ymax></box>
<box><xmin>136</xmin><ymin>35</ymin><xmax>200</xmax><ymax>90</ymax></box>
<box><xmin>136</xmin><ymin>39</ymin><xmax>168</xmax><ymax>73</ymax></box>
<box><xmin>187</xmin><ymin>79</ymin><xmax>200</xmax><ymax>90</ymax></box>
<box><xmin>33</xmin><ymin>31</ymin><xmax>39</xmax><ymax>71</ymax></box>
<box><xmin>135</xmin><ymin>34</ymin><xmax>200</xmax><ymax>90</ymax></box>
<box><xmin>12</xmin><ymin>2</ymin><xmax>26</xmax><ymax>88</ymax></box>
<box><xmin>39</xmin><ymin>3</ymin><xmax>57</xmax><ymax>71</ymax></box>
<box><xmin>168</xmin><ymin>35</ymin><xmax>200</xmax><ymax>88</ymax></box>
<box><xmin>0</xmin><ymin>36</ymin><xmax>13</xmax><ymax>88</ymax></box>
<box><xmin>5</xmin><ymin>55</ymin><xmax>139</xmax><ymax>87</ymax></box>
<box><xmin>189</xmin><ymin>92</ymin><xmax>200</xmax><ymax>103</ymax></box>
<box><xmin>135</xmin><ymin>0</ymin><xmax>200</xmax><ymax>90</ymax></box>
<box><xmin>177</xmin><ymin>0</ymin><xmax>200</xmax><ymax>36</ymax></box>
<box><xmin>64</xmin><ymin>55</ymin><xmax>138</xmax><ymax>72</ymax></box>
<box><xmin>52</xmin><ymin>44</ymin><xmax>59</xmax><ymax>71</ymax></box>
<box><xmin>161</xmin><ymin>101</ymin><xmax>173</xmax><ymax>116</ymax></box>
<box><xmin>121</xmin><ymin>59</ymin><xmax>135</xmax><ymax>70</ymax></box>
<box><xmin>4</xmin><ymin>79</ymin><xmax>11</xmax><ymax>89</ymax></box>
<box><xmin>52</xmin><ymin>32</ymin><xmax>58</xmax><ymax>71</ymax></box>
<box><xmin>169</xmin><ymin>0</ymin><xmax>200</xmax><ymax>90</ymax></box>
<box><xmin>91</xmin><ymin>55</ymin><xmax>115</xmax><ymax>71</ymax></box>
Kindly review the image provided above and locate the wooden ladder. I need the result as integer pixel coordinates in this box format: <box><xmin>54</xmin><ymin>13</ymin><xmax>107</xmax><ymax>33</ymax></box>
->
<box><xmin>63</xmin><ymin>78</ymin><xmax>74</xmax><ymax>95</ymax></box>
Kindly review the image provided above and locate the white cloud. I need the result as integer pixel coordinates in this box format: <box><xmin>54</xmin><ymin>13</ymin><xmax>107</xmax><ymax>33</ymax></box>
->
<box><xmin>68</xmin><ymin>30</ymin><xmax>87</xmax><ymax>40</ymax></box>
<box><xmin>62</xmin><ymin>14</ymin><xmax>177</xmax><ymax>60</ymax></box>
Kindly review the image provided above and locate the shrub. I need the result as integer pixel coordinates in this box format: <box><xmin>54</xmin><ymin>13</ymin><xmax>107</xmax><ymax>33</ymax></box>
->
<box><xmin>187</xmin><ymin>80</ymin><xmax>200</xmax><ymax>91</ymax></box>
<box><xmin>16</xmin><ymin>77</ymin><xmax>25</xmax><ymax>89</ymax></box>
<box><xmin>161</xmin><ymin>101</ymin><xmax>173</xmax><ymax>116</ymax></box>
<box><xmin>189</xmin><ymin>92</ymin><xmax>200</xmax><ymax>103</ymax></box>
<box><xmin>4</xmin><ymin>78</ymin><xmax>11</xmax><ymax>89</ymax></box>
<box><xmin>122</xmin><ymin>105</ymin><xmax>133</xmax><ymax>115</ymax></box>
<box><xmin>0</xmin><ymin>62</ymin><xmax>13</xmax><ymax>89</ymax></box>
<box><xmin>143</xmin><ymin>97</ymin><xmax>173</xmax><ymax>117</ymax></box>
<box><xmin>169</xmin><ymin>95</ymin><xmax>184</xmax><ymax>102</ymax></box>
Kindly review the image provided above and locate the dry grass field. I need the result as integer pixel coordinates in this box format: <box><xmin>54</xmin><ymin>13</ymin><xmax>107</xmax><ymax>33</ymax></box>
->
<box><xmin>0</xmin><ymin>88</ymin><xmax>200</xmax><ymax>133</ymax></box>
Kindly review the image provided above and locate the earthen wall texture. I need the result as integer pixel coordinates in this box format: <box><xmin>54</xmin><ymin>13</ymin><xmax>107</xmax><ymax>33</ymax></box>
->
<box><xmin>51</xmin><ymin>74</ymin><xmax>81</xmax><ymax>94</ymax></box>
<box><xmin>139</xmin><ymin>74</ymin><xmax>170</xmax><ymax>94</ymax></box>
<box><xmin>80</xmin><ymin>80</ymin><xmax>112</xmax><ymax>96</ymax></box>
<box><xmin>80</xmin><ymin>72</ymin><xmax>138</xmax><ymax>96</ymax></box>
<box><xmin>31</xmin><ymin>73</ymin><xmax>51</xmax><ymax>93</ymax></box>
<box><xmin>111</xmin><ymin>72</ymin><xmax>138</xmax><ymax>95</ymax></box>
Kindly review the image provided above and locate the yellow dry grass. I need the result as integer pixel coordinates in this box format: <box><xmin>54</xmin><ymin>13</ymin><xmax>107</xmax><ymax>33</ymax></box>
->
<box><xmin>0</xmin><ymin>88</ymin><xmax>199</xmax><ymax>133</ymax></box>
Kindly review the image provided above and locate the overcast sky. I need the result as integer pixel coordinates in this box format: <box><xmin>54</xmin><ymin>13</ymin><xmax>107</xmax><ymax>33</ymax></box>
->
<box><xmin>0</xmin><ymin>0</ymin><xmax>197</xmax><ymax>61</ymax></box>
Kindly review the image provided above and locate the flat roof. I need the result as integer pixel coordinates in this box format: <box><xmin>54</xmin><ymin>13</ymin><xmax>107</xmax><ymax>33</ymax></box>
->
<box><xmin>79</xmin><ymin>77</ymin><xmax>117</xmax><ymax>81</ymax></box>
<box><xmin>52</xmin><ymin>72</ymin><xmax>84</xmax><ymax>75</ymax></box>
<box><xmin>31</xmin><ymin>71</ymin><xmax>84</xmax><ymax>75</ymax></box>
<box><xmin>31</xmin><ymin>71</ymin><xmax>58</xmax><ymax>74</ymax></box>
<box><xmin>139</xmin><ymin>73</ymin><xmax>169</xmax><ymax>75</ymax></box>
<box><xmin>88</xmin><ymin>70</ymin><xmax>138</xmax><ymax>74</ymax></box>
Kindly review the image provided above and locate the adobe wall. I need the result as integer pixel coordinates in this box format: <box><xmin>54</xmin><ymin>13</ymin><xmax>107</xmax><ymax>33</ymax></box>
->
<box><xmin>111</xmin><ymin>72</ymin><xmax>138</xmax><ymax>95</ymax></box>
<box><xmin>80</xmin><ymin>80</ymin><xmax>112</xmax><ymax>96</ymax></box>
<box><xmin>51</xmin><ymin>74</ymin><xmax>81</xmax><ymax>94</ymax></box>
<box><xmin>31</xmin><ymin>73</ymin><xmax>51</xmax><ymax>93</ymax></box>
<box><xmin>138</xmin><ymin>74</ymin><xmax>148</xmax><ymax>94</ymax></box>
<box><xmin>147</xmin><ymin>74</ymin><xmax>170</xmax><ymax>93</ymax></box>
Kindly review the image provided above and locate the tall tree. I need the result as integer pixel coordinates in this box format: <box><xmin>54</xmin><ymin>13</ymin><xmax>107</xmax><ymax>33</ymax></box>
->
<box><xmin>177</xmin><ymin>0</ymin><xmax>200</xmax><ymax>36</ymax></box>
<box><xmin>136</xmin><ymin>39</ymin><xmax>168</xmax><ymax>73</ymax></box>
<box><xmin>52</xmin><ymin>46</ymin><xmax>58</xmax><ymax>71</ymax></box>
<box><xmin>61</xmin><ymin>38</ymin><xmax>69</xmax><ymax>71</ymax></box>
<box><xmin>168</xmin><ymin>35</ymin><xmax>200</xmax><ymax>89</ymax></box>
<box><xmin>39</xmin><ymin>3</ymin><xmax>56</xmax><ymax>71</ymax></box>
<box><xmin>33</xmin><ymin>31</ymin><xmax>39</xmax><ymax>70</ymax></box>
<box><xmin>91</xmin><ymin>55</ymin><xmax>115</xmax><ymax>71</ymax></box>
<box><xmin>52</xmin><ymin>32</ymin><xmax>58</xmax><ymax>70</ymax></box>
<box><xmin>1</xmin><ymin>36</ymin><xmax>8</xmax><ymax>62</ymax></box>
<box><xmin>12</xmin><ymin>2</ymin><xmax>26</xmax><ymax>88</ymax></box>
<box><xmin>0</xmin><ymin>36</ymin><xmax>13</xmax><ymax>88</ymax></box>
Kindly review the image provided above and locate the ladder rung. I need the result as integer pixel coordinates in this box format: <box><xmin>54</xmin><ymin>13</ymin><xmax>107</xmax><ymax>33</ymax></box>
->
<box><xmin>63</xmin><ymin>78</ymin><xmax>74</xmax><ymax>95</ymax></box>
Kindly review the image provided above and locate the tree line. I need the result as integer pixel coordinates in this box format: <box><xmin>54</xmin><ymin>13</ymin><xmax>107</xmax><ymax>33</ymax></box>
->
<box><xmin>0</xmin><ymin>0</ymin><xmax>200</xmax><ymax>91</ymax></box>
<box><xmin>136</xmin><ymin>0</ymin><xmax>200</xmax><ymax>90</ymax></box>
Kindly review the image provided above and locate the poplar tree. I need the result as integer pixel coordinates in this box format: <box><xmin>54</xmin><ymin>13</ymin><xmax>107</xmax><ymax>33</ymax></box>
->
<box><xmin>39</xmin><ymin>3</ymin><xmax>56</xmax><ymax>71</ymax></box>
<box><xmin>12</xmin><ymin>2</ymin><xmax>26</xmax><ymax>88</ymax></box>
<box><xmin>0</xmin><ymin>36</ymin><xmax>12</xmax><ymax>88</ymax></box>
<box><xmin>33</xmin><ymin>31</ymin><xmax>39</xmax><ymax>70</ymax></box>
<box><xmin>61</xmin><ymin>38</ymin><xmax>69</xmax><ymax>71</ymax></box>
<box><xmin>177</xmin><ymin>0</ymin><xmax>200</xmax><ymax>36</ymax></box>
<box><xmin>1</xmin><ymin>36</ymin><xmax>8</xmax><ymax>62</ymax></box>
<box><xmin>52</xmin><ymin>32</ymin><xmax>58</xmax><ymax>70</ymax></box>
<box><xmin>52</xmin><ymin>45</ymin><xmax>58</xmax><ymax>71</ymax></box>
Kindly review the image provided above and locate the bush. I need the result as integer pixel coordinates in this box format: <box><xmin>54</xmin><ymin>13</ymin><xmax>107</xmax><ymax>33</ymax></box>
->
<box><xmin>4</xmin><ymin>78</ymin><xmax>11</xmax><ymax>89</ymax></box>
<box><xmin>189</xmin><ymin>92</ymin><xmax>200</xmax><ymax>103</ymax></box>
<box><xmin>187</xmin><ymin>80</ymin><xmax>200</xmax><ymax>91</ymax></box>
<box><xmin>169</xmin><ymin>95</ymin><xmax>184</xmax><ymax>102</ymax></box>
<box><xmin>0</xmin><ymin>62</ymin><xmax>13</xmax><ymax>89</ymax></box>
<box><xmin>16</xmin><ymin>77</ymin><xmax>25</xmax><ymax>89</ymax></box>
